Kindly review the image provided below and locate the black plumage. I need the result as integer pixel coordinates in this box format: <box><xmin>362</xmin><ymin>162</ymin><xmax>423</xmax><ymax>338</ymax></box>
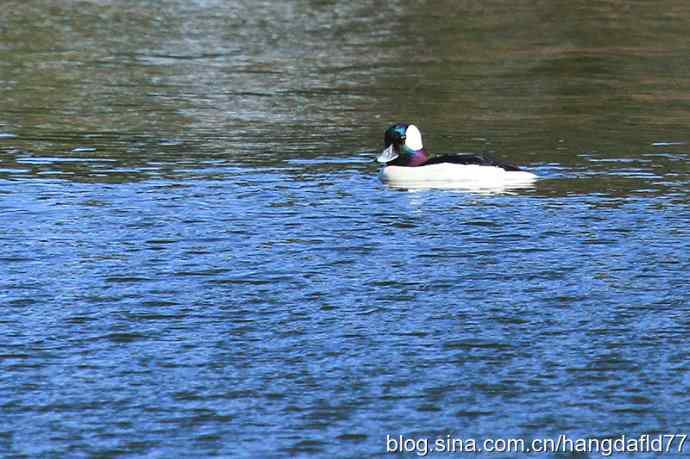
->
<box><xmin>422</xmin><ymin>154</ymin><xmax>522</xmax><ymax>171</ymax></box>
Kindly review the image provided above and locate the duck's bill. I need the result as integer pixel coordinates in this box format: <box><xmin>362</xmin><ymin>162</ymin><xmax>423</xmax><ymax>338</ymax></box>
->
<box><xmin>376</xmin><ymin>145</ymin><xmax>398</xmax><ymax>164</ymax></box>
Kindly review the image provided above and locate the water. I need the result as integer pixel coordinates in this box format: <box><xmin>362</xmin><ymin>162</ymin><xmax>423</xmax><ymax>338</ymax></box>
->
<box><xmin>2</xmin><ymin>1</ymin><xmax>690</xmax><ymax>457</ymax></box>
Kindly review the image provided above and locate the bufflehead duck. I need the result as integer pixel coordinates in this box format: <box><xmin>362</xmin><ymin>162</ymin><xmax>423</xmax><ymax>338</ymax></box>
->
<box><xmin>376</xmin><ymin>123</ymin><xmax>537</xmax><ymax>188</ymax></box>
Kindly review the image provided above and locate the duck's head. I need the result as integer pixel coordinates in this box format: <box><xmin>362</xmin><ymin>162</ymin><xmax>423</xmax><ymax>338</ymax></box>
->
<box><xmin>376</xmin><ymin>123</ymin><xmax>427</xmax><ymax>166</ymax></box>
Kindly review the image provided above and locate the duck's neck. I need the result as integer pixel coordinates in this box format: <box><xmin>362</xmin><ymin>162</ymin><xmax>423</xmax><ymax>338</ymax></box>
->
<box><xmin>392</xmin><ymin>145</ymin><xmax>429</xmax><ymax>166</ymax></box>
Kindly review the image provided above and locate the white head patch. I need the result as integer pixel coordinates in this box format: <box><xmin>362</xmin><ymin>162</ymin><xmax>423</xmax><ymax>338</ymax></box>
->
<box><xmin>405</xmin><ymin>125</ymin><xmax>423</xmax><ymax>150</ymax></box>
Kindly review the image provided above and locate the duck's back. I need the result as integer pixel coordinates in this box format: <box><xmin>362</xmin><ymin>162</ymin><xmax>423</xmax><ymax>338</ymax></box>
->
<box><xmin>423</xmin><ymin>154</ymin><xmax>522</xmax><ymax>171</ymax></box>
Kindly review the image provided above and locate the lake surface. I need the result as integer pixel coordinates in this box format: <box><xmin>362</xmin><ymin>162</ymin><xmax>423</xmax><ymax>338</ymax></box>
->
<box><xmin>2</xmin><ymin>1</ymin><xmax>690</xmax><ymax>457</ymax></box>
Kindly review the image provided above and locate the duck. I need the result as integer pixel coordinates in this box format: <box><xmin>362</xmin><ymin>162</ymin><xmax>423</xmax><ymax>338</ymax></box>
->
<box><xmin>376</xmin><ymin>123</ymin><xmax>537</xmax><ymax>188</ymax></box>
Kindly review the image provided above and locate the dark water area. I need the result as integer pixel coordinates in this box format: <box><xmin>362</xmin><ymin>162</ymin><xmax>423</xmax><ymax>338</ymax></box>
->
<box><xmin>2</xmin><ymin>1</ymin><xmax>690</xmax><ymax>457</ymax></box>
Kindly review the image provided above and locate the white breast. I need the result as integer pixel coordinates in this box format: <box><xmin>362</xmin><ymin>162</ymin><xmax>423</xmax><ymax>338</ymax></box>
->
<box><xmin>379</xmin><ymin>163</ymin><xmax>537</xmax><ymax>190</ymax></box>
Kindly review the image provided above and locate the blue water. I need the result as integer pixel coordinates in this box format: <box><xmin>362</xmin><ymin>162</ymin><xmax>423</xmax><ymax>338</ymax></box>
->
<box><xmin>3</xmin><ymin>1</ymin><xmax>690</xmax><ymax>457</ymax></box>
<box><xmin>3</xmin><ymin>162</ymin><xmax>690</xmax><ymax>457</ymax></box>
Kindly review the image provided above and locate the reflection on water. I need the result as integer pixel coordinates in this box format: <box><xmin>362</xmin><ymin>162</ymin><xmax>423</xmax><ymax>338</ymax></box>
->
<box><xmin>384</xmin><ymin>182</ymin><xmax>538</xmax><ymax>194</ymax></box>
<box><xmin>2</xmin><ymin>0</ymin><xmax>690</xmax><ymax>457</ymax></box>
